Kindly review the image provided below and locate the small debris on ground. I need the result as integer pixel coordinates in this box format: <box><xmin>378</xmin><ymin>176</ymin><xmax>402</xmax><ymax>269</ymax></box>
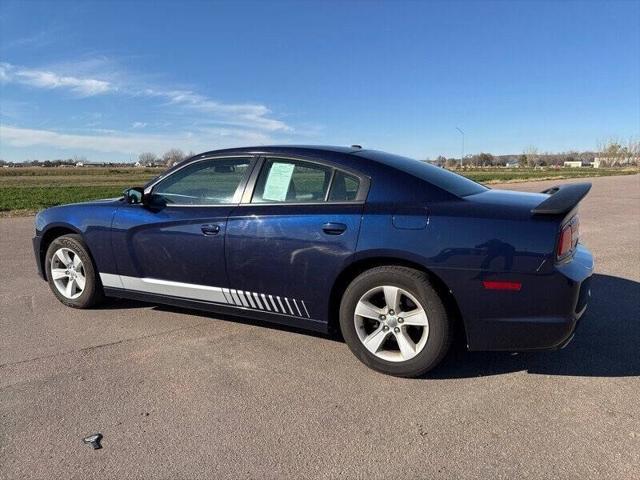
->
<box><xmin>83</xmin><ymin>433</ymin><xmax>103</xmax><ymax>450</ymax></box>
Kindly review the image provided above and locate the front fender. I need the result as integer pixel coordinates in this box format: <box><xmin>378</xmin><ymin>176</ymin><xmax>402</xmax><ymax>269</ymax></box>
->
<box><xmin>34</xmin><ymin>200</ymin><xmax>121</xmax><ymax>279</ymax></box>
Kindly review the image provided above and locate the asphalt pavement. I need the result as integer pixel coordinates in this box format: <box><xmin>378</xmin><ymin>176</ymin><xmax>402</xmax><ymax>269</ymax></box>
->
<box><xmin>1</xmin><ymin>174</ymin><xmax>638</xmax><ymax>479</ymax></box>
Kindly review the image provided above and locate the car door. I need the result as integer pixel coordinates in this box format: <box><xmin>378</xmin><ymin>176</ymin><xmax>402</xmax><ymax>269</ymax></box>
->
<box><xmin>107</xmin><ymin>156</ymin><xmax>255</xmax><ymax>302</ymax></box>
<box><xmin>225</xmin><ymin>156</ymin><xmax>367</xmax><ymax>323</ymax></box>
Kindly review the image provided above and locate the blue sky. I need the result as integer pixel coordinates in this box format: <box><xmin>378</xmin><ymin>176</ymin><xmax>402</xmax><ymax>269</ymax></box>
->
<box><xmin>1</xmin><ymin>0</ymin><xmax>638</xmax><ymax>162</ymax></box>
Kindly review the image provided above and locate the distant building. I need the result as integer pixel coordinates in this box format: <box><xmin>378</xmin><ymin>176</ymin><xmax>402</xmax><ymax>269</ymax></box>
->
<box><xmin>563</xmin><ymin>161</ymin><xmax>583</xmax><ymax>168</ymax></box>
<box><xmin>75</xmin><ymin>162</ymin><xmax>84</xmax><ymax>167</ymax></box>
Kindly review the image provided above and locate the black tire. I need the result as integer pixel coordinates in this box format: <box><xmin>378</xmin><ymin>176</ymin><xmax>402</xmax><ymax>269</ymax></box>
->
<box><xmin>45</xmin><ymin>234</ymin><xmax>104</xmax><ymax>309</ymax></box>
<box><xmin>339</xmin><ymin>266</ymin><xmax>451</xmax><ymax>377</ymax></box>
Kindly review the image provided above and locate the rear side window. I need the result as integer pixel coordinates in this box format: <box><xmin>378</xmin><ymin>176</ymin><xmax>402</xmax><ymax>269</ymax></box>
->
<box><xmin>355</xmin><ymin>150</ymin><xmax>487</xmax><ymax>197</ymax></box>
<box><xmin>252</xmin><ymin>158</ymin><xmax>332</xmax><ymax>203</ymax></box>
<box><xmin>328</xmin><ymin>171</ymin><xmax>360</xmax><ymax>201</ymax></box>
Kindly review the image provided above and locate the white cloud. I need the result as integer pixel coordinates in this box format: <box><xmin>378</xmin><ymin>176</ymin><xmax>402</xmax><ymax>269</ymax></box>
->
<box><xmin>131</xmin><ymin>121</ymin><xmax>147</xmax><ymax>129</ymax></box>
<box><xmin>0</xmin><ymin>124</ymin><xmax>273</xmax><ymax>156</ymax></box>
<box><xmin>0</xmin><ymin>62</ymin><xmax>112</xmax><ymax>96</ymax></box>
<box><xmin>0</xmin><ymin>61</ymin><xmax>293</xmax><ymax>132</ymax></box>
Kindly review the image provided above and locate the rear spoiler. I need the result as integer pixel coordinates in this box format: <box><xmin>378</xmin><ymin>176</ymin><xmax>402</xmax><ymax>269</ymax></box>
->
<box><xmin>531</xmin><ymin>182</ymin><xmax>592</xmax><ymax>215</ymax></box>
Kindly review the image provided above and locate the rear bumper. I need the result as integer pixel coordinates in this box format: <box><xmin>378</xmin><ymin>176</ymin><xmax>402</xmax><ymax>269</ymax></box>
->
<box><xmin>446</xmin><ymin>245</ymin><xmax>594</xmax><ymax>351</ymax></box>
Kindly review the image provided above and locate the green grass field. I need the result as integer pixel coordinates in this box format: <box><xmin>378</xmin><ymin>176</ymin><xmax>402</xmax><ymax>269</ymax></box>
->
<box><xmin>0</xmin><ymin>165</ymin><xmax>636</xmax><ymax>216</ymax></box>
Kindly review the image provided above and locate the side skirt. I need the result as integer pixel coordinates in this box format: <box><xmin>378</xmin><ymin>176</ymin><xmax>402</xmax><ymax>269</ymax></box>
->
<box><xmin>103</xmin><ymin>287</ymin><xmax>329</xmax><ymax>334</ymax></box>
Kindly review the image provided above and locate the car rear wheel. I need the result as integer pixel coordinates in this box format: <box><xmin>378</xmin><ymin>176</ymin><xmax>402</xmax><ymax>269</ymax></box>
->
<box><xmin>45</xmin><ymin>234</ymin><xmax>103</xmax><ymax>308</ymax></box>
<box><xmin>339</xmin><ymin>266</ymin><xmax>451</xmax><ymax>377</ymax></box>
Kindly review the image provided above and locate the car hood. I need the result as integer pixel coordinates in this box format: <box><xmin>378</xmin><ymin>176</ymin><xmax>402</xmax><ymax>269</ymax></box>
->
<box><xmin>35</xmin><ymin>197</ymin><xmax>123</xmax><ymax>232</ymax></box>
<box><xmin>66</xmin><ymin>197</ymin><xmax>123</xmax><ymax>207</ymax></box>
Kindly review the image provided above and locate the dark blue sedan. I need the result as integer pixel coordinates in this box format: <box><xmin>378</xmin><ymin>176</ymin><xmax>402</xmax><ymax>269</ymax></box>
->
<box><xmin>33</xmin><ymin>146</ymin><xmax>594</xmax><ymax>377</ymax></box>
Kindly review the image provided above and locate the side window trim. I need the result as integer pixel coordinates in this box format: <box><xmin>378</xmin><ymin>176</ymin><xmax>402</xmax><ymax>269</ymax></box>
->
<box><xmin>324</xmin><ymin>168</ymin><xmax>337</xmax><ymax>202</ymax></box>
<box><xmin>240</xmin><ymin>155</ymin><xmax>370</xmax><ymax>205</ymax></box>
<box><xmin>144</xmin><ymin>155</ymin><xmax>257</xmax><ymax>207</ymax></box>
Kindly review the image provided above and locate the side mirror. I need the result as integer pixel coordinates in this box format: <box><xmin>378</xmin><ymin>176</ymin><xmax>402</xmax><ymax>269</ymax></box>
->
<box><xmin>123</xmin><ymin>187</ymin><xmax>145</xmax><ymax>204</ymax></box>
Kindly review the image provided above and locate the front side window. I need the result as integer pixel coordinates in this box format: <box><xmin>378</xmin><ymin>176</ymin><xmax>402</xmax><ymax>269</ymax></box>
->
<box><xmin>152</xmin><ymin>157</ymin><xmax>251</xmax><ymax>205</ymax></box>
<box><xmin>252</xmin><ymin>158</ymin><xmax>333</xmax><ymax>203</ymax></box>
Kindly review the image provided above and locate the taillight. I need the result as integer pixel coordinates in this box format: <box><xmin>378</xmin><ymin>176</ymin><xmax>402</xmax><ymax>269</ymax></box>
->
<box><xmin>557</xmin><ymin>216</ymin><xmax>579</xmax><ymax>260</ymax></box>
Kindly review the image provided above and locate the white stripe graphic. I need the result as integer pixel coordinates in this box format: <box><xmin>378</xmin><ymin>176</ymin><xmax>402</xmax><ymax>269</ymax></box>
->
<box><xmin>244</xmin><ymin>291</ymin><xmax>256</xmax><ymax>308</ymax></box>
<box><xmin>292</xmin><ymin>299</ymin><xmax>302</xmax><ymax>316</ymax></box>
<box><xmin>253</xmin><ymin>292</ymin><xmax>264</xmax><ymax>309</ymax></box>
<box><xmin>276</xmin><ymin>296</ymin><xmax>286</xmax><ymax>313</ymax></box>
<box><xmin>235</xmin><ymin>289</ymin><xmax>249</xmax><ymax>307</ymax></box>
<box><xmin>100</xmin><ymin>274</ymin><xmax>313</xmax><ymax>319</ymax></box>
<box><xmin>284</xmin><ymin>298</ymin><xmax>294</xmax><ymax>315</ymax></box>
<box><xmin>261</xmin><ymin>294</ymin><xmax>272</xmax><ymax>311</ymax></box>
<box><xmin>301</xmin><ymin>300</ymin><xmax>310</xmax><ymax>318</ymax></box>
<box><xmin>268</xmin><ymin>295</ymin><xmax>279</xmax><ymax>313</ymax></box>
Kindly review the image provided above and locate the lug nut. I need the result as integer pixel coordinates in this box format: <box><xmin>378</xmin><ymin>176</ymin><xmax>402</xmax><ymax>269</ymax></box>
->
<box><xmin>398</xmin><ymin>317</ymin><xmax>404</xmax><ymax>323</ymax></box>
<box><xmin>394</xmin><ymin>327</ymin><xmax>400</xmax><ymax>333</ymax></box>
<box><xmin>389</xmin><ymin>310</ymin><xmax>395</xmax><ymax>315</ymax></box>
<box><xmin>379</xmin><ymin>314</ymin><xmax>386</xmax><ymax>321</ymax></box>
<box><xmin>382</xmin><ymin>325</ymin><xmax>389</xmax><ymax>331</ymax></box>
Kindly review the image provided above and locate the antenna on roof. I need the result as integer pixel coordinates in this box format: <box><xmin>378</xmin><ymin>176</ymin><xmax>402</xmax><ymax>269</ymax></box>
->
<box><xmin>351</xmin><ymin>144</ymin><xmax>362</xmax><ymax>149</ymax></box>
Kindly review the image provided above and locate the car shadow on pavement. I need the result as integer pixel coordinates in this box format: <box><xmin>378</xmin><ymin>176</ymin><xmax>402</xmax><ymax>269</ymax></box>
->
<box><xmin>427</xmin><ymin>273</ymin><xmax>640</xmax><ymax>379</ymax></box>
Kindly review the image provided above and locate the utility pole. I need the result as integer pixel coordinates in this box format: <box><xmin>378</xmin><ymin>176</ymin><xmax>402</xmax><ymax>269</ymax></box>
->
<box><xmin>456</xmin><ymin>127</ymin><xmax>465</xmax><ymax>166</ymax></box>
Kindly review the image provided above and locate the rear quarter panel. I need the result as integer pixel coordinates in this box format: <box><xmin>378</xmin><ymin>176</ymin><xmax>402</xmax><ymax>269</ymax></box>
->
<box><xmin>355</xmin><ymin>180</ymin><xmax>564</xmax><ymax>348</ymax></box>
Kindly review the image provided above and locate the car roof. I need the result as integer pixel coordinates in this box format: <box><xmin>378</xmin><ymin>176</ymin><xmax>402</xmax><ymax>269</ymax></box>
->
<box><xmin>194</xmin><ymin>145</ymin><xmax>364</xmax><ymax>157</ymax></box>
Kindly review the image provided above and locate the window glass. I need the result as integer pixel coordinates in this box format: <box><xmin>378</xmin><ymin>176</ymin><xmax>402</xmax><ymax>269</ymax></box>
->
<box><xmin>355</xmin><ymin>150</ymin><xmax>487</xmax><ymax>197</ymax></box>
<box><xmin>329</xmin><ymin>171</ymin><xmax>360</xmax><ymax>201</ymax></box>
<box><xmin>252</xmin><ymin>159</ymin><xmax>332</xmax><ymax>203</ymax></box>
<box><xmin>152</xmin><ymin>157</ymin><xmax>250</xmax><ymax>205</ymax></box>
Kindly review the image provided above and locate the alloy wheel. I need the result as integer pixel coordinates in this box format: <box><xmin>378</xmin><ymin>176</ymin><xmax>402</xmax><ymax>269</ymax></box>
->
<box><xmin>354</xmin><ymin>285</ymin><xmax>430</xmax><ymax>362</ymax></box>
<box><xmin>50</xmin><ymin>247</ymin><xmax>86</xmax><ymax>299</ymax></box>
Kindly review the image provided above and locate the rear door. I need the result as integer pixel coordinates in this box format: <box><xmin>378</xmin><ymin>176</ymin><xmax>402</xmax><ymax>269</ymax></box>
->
<box><xmin>109</xmin><ymin>156</ymin><xmax>255</xmax><ymax>301</ymax></box>
<box><xmin>224</xmin><ymin>156</ymin><xmax>367</xmax><ymax>323</ymax></box>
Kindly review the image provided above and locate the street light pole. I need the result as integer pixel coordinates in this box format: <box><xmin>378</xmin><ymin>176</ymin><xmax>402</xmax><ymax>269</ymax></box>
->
<box><xmin>456</xmin><ymin>127</ymin><xmax>465</xmax><ymax>166</ymax></box>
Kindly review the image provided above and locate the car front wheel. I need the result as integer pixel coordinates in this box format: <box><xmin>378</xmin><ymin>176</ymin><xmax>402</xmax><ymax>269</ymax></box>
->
<box><xmin>45</xmin><ymin>234</ymin><xmax>103</xmax><ymax>309</ymax></box>
<box><xmin>339</xmin><ymin>266</ymin><xmax>452</xmax><ymax>377</ymax></box>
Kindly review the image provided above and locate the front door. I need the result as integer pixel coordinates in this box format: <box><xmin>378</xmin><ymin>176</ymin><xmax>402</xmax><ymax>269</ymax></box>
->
<box><xmin>107</xmin><ymin>156</ymin><xmax>254</xmax><ymax>303</ymax></box>
<box><xmin>225</xmin><ymin>157</ymin><xmax>365</xmax><ymax>323</ymax></box>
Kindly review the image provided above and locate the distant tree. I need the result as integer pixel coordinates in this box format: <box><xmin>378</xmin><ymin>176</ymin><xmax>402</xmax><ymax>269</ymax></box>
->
<box><xmin>445</xmin><ymin>158</ymin><xmax>458</xmax><ymax>169</ymax></box>
<box><xmin>597</xmin><ymin>138</ymin><xmax>639</xmax><ymax>166</ymax></box>
<box><xmin>138</xmin><ymin>152</ymin><xmax>158</xmax><ymax>166</ymax></box>
<box><xmin>524</xmin><ymin>146</ymin><xmax>539</xmax><ymax>167</ymax></box>
<box><xmin>477</xmin><ymin>152</ymin><xmax>494</xmax><ymax>166</ymax></box>
<box><xmin>434</xmin><ymin>155</ymin><xmax>447</xmax><ymax>167</ymax></box>
<box><xmin>162</xmin><ymin>148</ymin><xmax>185</xmax><ymax>167</ymax></box>
<box><xmin>517</xmin><ymin>154</ymin><xmax>527</xmax><ymax>166</ymax></box>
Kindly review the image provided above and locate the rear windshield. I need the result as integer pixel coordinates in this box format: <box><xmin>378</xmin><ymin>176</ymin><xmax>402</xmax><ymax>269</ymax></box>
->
<box><xmin>356</xmin><ymin>150</ymin><xmax>488</xmax><ymax>197</ymax></box>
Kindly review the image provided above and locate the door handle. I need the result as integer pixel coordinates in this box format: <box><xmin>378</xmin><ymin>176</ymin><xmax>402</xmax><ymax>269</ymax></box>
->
<box><xmin>201</xmin><ymin>224</ymin><xmax>221</xmax><ymax>236</ymax></box>
<box><xmin>322</xmin><ymin>222</ymin><xmax>347</xmax><ymax>235</ymax></box>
